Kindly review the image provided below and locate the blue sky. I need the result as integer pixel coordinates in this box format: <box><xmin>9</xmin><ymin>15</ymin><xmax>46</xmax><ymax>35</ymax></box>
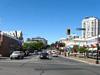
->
<box><xmin>0</xmin><ymin>0</ymin><xmax>99</xmax><ymax>44</ymax></box>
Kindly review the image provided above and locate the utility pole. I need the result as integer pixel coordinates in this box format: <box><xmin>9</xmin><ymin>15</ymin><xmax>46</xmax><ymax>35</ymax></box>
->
<box><xmin>96</xmin><ymin>25</ymin><xmax>99</xmax><ymax>64</ymax></box>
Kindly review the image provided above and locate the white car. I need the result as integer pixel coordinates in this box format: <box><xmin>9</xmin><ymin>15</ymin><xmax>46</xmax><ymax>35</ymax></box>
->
<box><xmin>52</xmin><ymin>53</ymin><xmax>58</xmax><ymax>57</ymax></box>
<box><xmin>51</xmin><ymin>50</ymin><xmax>58</xmax><ymax>57</ymax></box>
<box><xmin>10</xmin><ymin>51</ymin><xmax>25</xmax><ymax>59</ymax></box>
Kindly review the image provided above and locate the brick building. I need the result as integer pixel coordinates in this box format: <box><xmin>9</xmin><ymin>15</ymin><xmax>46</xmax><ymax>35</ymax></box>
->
<box><xmin>0</xmin><ymin>32</ymin><xmax>22</xmax><ymax>57</ymax></box>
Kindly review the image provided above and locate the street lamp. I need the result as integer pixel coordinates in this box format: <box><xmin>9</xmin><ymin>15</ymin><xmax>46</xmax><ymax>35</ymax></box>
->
<box><xmin>77</xmin><ymin>27</ymin><xmax>99</xmax><ymax>64</ymax></box>
<box><xmin>76</xmin><ymin>27</ymin><xmax>88</xmax><ymax>57</ymax></box>
<box><xmin>96</xmin><ymin>25</ymin><xmax>99</xmax><ymax>64</ymax></box>
<box><xmin>76</xmin><ymin>28</ymin><xmax>86</xmax><ymax>57</ymax></box>
<box><xmin>76</xmin><ymin>28</ymin><xmax>86</xmax><ymax>45</ymax></box>
<box><xmin>96</xmin><ymin>43</ymin><xmax>99</xmax><ymax>64</ymax></box>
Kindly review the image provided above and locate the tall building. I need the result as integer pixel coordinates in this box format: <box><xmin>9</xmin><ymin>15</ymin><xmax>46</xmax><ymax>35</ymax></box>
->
<box><xmin>82</xmin><ymin>16</ymin><xmax>100</xmax><ymax>39</ymax></box>
<box><xmin>3</xmin><ymin>31</ymin><xmax>23</xmax><ymax>41</ymax></box>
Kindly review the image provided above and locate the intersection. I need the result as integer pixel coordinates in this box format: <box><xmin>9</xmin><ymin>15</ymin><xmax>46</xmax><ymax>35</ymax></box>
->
<box><xmin>0</xmin><ymin>55</ymin><xmax>100</xmax><ymax>75</ymax></box>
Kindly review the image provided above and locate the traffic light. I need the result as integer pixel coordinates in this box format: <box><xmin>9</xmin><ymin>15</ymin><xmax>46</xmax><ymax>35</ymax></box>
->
<box><xmin>67</xmin><ymin>29</ymin><xmax>71</xmax><ymax>35</ymax></box>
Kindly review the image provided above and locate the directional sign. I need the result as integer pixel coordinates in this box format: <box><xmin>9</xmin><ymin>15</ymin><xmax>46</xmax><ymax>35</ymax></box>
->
<box><xmin>76</xmin><ymin>28</ymin><xmax>86</xmax><ymax>31</ymax></box>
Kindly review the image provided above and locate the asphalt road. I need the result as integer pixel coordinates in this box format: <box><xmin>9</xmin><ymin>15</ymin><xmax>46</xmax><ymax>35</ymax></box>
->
<box><xmin>0</xmin><ymin>55</ymin><xmax>100</xmax><ymax>75</ymax></box>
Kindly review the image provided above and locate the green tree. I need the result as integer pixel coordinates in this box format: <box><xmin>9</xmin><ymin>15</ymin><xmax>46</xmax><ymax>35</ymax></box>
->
<box><xmin>33</xmin><ymin>41</ymin><xmax>44</xmax><ymax>50</ymax></box>
<box><xmin>50</xmin><ymin>43</ymin><xmax>56</xmax><ymax>49</ymax></box>
<box><xmin>78</xmin><ymin>46</ymin><xmax>88</xmax><ymax>57</ymax></box>
<box><xmin>22</xmin><ymin>43</ymin><xmax>30</xmax><ymax>51</ymax></box>
<box><xmin>23</xmin><ymin>41</ymin><xmax>45</xmax><ymax>52</ymax></box>
<box><xmin>58</xmin><ymin>43</ymin><xmax>65</xmax><ymax>47</ymax></box>
<box><xmin>78</xmin><ymin>47</ymin><xmax>88</xmax><ymax>53</ymax></box>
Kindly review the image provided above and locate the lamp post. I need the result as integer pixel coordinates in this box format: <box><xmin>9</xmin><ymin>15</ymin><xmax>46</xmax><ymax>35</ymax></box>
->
<box><xmin>96</xmin><ymin>43</ymin><xmax>99</xmax><ymax>64</ymax></box>
<box><xmin>76</xmin><ymin>28</ymin><xmax>87</xmax><ymax>57</ymax></box>
<box><xmin>77</xmin><ymin>27</ymin><xmax>99</xmax><ymax>64</ymax></box>
<box><xmin>76</xmin><ymin>28</ymin><xmax>86</xmax><ymax>45</ymax></box>
<box><xmin>96</xmin><ymin>25</ymin><xmax>99</xmax><ymax>64</ymax></box>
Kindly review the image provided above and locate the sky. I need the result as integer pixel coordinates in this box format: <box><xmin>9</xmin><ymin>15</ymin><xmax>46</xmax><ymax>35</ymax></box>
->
<box><xmin>0</xmin><ymin>0</ymin><xmax>100</xmax><ymax>44</ymax></box>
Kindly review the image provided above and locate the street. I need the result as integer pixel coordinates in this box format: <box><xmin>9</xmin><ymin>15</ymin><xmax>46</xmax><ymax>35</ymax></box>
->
<box><xmin>0</xmin><ymin>55</ymin><xmax>100</xmax><ymax>75</ymax></box>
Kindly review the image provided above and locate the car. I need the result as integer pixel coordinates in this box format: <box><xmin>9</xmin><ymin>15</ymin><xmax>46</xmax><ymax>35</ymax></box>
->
<box><xmin>10</xmin><ymin>51</ymin><xmax>25</xmax><ymax>59</ymax></box>
<box><xmin>47</xmin><ymin>50</ymin><xmax>52</xmax><ymax>55</ymax></box>
<box><xmin>39</xmin><ymin>52</ymin><xmax>49</xmax><ymax>59</ymax></box>
<box><xmin>52</xmin><ymin>53</ymin><xmax>58</xmax><ymax>57</ymax></box>
<box><xmin>38</xmin><ymin>51</ymin><xmax>42</xmax><ymax>55</ymax></box>
<box><xmin>24</xmin><ymin>50</ymin><xmax>30</xmax><ymax>56</ymax></box>
<box><xmin>51</xmin><ymin>50</ymin><xmax>58</xmax><ymax>57</ymax></box>
<box><xmin>33</xmin><ymin>50</ymin><xmax>39</xmax><ymax>55</ymax></box>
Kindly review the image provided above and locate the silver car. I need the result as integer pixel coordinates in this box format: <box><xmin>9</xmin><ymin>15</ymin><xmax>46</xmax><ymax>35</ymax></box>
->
<box><xmin>10</xmin><ymin>51</ymin><xmax>24</xmax><ymax>59</ymax></box>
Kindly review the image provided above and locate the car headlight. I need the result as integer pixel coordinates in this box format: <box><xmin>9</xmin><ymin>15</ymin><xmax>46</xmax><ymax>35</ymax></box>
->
<box><xmin>40</xmin><ymin>55</ymin><xmax>43</xmax><ymax>57</ymax></box>
<box><xmin>47</xmin><ymin>55</ymin><xmax>49</xmax><ymax>57</ymax></box>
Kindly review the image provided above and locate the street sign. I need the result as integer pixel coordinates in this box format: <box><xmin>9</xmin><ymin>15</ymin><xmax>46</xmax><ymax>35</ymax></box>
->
<box><xmin>76</xmin><ymin>28</ymin><xmax>86</xmax><ymax>31</ymax></box>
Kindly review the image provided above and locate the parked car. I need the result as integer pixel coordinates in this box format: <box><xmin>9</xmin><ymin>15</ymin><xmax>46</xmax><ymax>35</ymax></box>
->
<box><xmin>39</xmin><ymin>52</ymin><xmax>49</xmax><ymax>59</ymax></box>
<box><xmin>87</xmin><ymin>50</ymin><xmax>100</xmax><ymax>59</ymax></box>
<box><xmin>10</xmin><ymin>51</ymin><xmax>25</xmax><ymax>59</ymax></box>
<box><xmin>24</xmin><ymin>50</ymin><xmax>30</xmax><ymax>56</ymax></box>
<box><xmin>33</xmin><ymin>50</ymin><xmax>39</xmax><ymax>55</ymax></box>
<box><xmin>52</xmin><ymin>53</ymin><xmax>58</xmax><ymax>57</ymax></box>
<box><xmin>51</xmin><ymin>50</ymin><xmax>58</xmax><ymax>57</ymax></box>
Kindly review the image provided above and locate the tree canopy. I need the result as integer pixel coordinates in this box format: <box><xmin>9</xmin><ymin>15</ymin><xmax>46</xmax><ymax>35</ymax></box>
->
<box><xmin>78</xmin><ymin>47</ymin><xmax>88</xmax><ymax>53</ymax></box>
<box><xmin>22</xmin><ymin>41</ymin><xmax>44</xmax><ymax>51</ymax></box>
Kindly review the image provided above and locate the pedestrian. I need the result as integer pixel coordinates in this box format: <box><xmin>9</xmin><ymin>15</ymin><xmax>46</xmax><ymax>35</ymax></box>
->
<box><xmin>68</xmin><ymin>52</ymin><xmax>70</xmax><ymax>57</ymax></box>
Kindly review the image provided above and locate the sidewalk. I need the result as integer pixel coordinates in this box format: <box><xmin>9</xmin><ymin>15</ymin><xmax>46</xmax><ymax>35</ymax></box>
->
<box><xmin>0</xmin><ymin>57</ymin><xmax>9</xmax><ymax>59</ymax></box>
<box><xmin>60</xmin><ymin>55</ymin><xmax>100</xmax><ymax>65</ymax></box>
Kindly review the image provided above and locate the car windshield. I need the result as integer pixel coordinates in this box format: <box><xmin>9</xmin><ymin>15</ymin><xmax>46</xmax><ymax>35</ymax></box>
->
<box><xmin>13</xmin><ymin>51</ymin><xmax>20</xmax><ymax>54</ymax></box>
<box><xmin>41</xmin><ymin>53</ymin><xmax>48</xmax><ymax>55</ymax></box>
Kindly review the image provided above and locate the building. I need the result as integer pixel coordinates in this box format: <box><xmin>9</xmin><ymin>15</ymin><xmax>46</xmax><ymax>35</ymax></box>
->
<box><xmin>81</xmin><ymin>17</ymin><xmax>100</xmax><ymax>50</ymax></box>
<box><xmin>59</xmin><ymin>38</ymin><xmax>67</xmax><ymax>50</ymax></box>
<box><xmin>3</xmin><ymin>31</ymin><xmax>23</xmax><ymax>41</ymax></box>
<box><xmin>59</xmin><ymin>16</ymin><xmax>100</xmax><ymax>52</ymax></box>
<box><xmin>31</xmin><ymin>37</ymin><xmax>48</xmax><ymax>46</ymax></box>
<box><xmin>0</xmin><ymin>32</ymin><xmax>22</xmax><ymax>57</ymax></box>
<box><xmin>59</xmin><ymin>35</ymin><xmax>79</xmax><ymax>50</ymax></box>
<box><xmin>82</xmin><ymin>16</ymin><xmax>100</xmax><ymax>38</ymax></box>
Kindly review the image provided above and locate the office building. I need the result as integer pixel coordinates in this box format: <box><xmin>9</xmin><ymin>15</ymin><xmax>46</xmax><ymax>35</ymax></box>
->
<box><xmin>82</xmin><ymin>16</ymin><xmax>100</xmax><ymax>38</ymax></box>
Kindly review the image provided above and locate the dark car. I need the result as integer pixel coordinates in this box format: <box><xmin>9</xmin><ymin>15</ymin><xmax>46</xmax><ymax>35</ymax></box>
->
<box><xmin>24</xmin><ymin>50</ymin><xmax>30</xmax><ymax>56</ymax></box>
<box><xmin>39</xmin><ymin>52</ymin><xmax>49</xmax><ymax>59</ymax></box>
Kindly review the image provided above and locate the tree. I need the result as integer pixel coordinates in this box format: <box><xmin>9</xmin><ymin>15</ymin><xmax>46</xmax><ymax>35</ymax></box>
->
<box><xmin>58</xmin><ymin>43</ymin><xmax>65</xmax><ymax>47</ymax></box>
<box><xmin>22</xmin><ymin>43</ymin><xmax>31</xmax><ymax>51</ymax></box>
<box><xmin>78</xmin><ymin>46</ymin><xmax>88</xmax><ymax>57</ymax></box>
<box><xmin>78</xmin><ymin>47</ymin><xmax>88</xmax><ymax>53</ymax></box>
<box><xmin>22</xmin><ymin>41</ymin><xmax>45</xmax><ymax>52</ymax></box>
<box><xmin>33</xmin><ymin>41</ymin><xmax>44</xmax><ymax>50</ymax></box>
<box><xmin>50</xmin><ymin>43</ymin><xmax>56</xmax><ymax>49</ymax></box>
<box><xmin>73</xmin><ymin>45</ymin><xmax>79</xmax><ymax>53</ymax></box>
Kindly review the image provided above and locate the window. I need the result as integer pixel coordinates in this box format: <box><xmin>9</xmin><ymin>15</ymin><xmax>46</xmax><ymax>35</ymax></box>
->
<box><xmin>91</xmin><ymin>21</ymin><xmax>94</xmax><ymax>25</ymax></box>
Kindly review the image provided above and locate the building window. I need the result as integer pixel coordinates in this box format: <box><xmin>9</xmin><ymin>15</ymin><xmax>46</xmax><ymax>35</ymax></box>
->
<box><xmin>91</xmin><ymin>32</ymin><xmax>94</xmax><ymax>36</ymax></box>
<box><xmin>91</xmin><ymin>21</ymin><xmax>94</xmax><ymax>25</ymax></box>
<box><xmin>83</xmin><ymin>32</ymin><xmax>85</xmax><ymax>38</ymax></box>
<box><xmin>83</xmin><ymin>23</ymin><xmax>86</xmax><ymax>28</ymax></box>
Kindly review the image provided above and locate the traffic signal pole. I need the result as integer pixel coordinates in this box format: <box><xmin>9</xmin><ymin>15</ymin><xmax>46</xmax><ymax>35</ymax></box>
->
<box><xmin>96</xmin><ymin>25</ymin><xmax>99</xmax><ymax>64</ymax></box>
